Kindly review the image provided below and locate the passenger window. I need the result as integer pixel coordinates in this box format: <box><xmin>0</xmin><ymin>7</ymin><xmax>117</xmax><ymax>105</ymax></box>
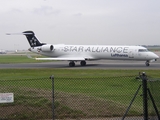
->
<box><xmin>138</xmin><ymin>49</ymin><xmax>148</xmax><ymax>52</ymax></box>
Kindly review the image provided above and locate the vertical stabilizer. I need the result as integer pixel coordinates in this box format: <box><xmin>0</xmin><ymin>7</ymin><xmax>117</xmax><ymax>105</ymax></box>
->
<box><xmin>22</xmin><ymin>31</ymin><xmax>44</xmax><ymax>47</ymax></box>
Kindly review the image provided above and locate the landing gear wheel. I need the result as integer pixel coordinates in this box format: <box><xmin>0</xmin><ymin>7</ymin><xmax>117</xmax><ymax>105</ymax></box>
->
<box><xmin>80</xmin><ymin>61</ymin><xmax>86</xmax><ymax>66</ymax></box>
<box><xmin>145</xmin><ymin>61</ymin><xmax>150</xmax><ymax>66</ymax></box>
<box><xmin>69</xmin><ymin>61</ymin><xmax>75</xmax><ymax>67</ymax></box>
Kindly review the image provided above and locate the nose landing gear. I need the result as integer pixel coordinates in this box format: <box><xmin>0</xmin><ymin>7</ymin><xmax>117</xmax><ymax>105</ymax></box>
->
<box><xmin>145</xmin><ymin>60</ymin><xmax>150</xmax><ymax>66</ymax></box>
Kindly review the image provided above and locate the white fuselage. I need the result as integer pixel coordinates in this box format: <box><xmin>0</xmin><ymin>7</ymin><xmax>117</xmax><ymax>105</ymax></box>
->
<box><xmin>29</xmin><ymin>44</ymin><xmax>159</xmax><ymax>61</ymax></box>
<box><xmin>8</xmin><ymin>30</ymin><xmax>159</xmax><ymax>67</ymax></box>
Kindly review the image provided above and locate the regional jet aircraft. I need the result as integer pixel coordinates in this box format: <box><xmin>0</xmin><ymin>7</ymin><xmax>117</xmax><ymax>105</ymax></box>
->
<box><xmin>7</xmin><ymin>31</ymin><xmax>159</xmax><ymax>67</ymax></box>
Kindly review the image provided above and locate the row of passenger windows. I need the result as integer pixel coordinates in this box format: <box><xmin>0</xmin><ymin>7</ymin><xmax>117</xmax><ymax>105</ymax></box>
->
<box><xmin>138</xmin><ymin>49</ymin><xmax>148</xmax><ymax>52</ymax></box>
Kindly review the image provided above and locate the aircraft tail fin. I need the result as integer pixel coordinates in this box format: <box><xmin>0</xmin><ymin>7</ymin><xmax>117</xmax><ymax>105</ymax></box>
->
<box><xmin>22</xmin><ymin>31</ymin><xmax>45</xmax><ymax>47</ymax></box>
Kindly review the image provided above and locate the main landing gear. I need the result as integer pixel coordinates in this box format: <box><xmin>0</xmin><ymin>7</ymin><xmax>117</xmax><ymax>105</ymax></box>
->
<box><xmin>80</xmin><ymin>61</ymin><xmax>86</xmax><ymax>66</ymax></box>
<box><xmin>69</xmin><ymin>61</ymin><xmax>75</xmax><ymax>67</ymax></box>
<box><xmin>69</xmin><ymin>61</ymin><xmax>86</xmax><ymax>67</ymax></box>
<box><xmin>145</xmin><ymin>60</ymin><xmax>150</xmax><ymax>66</ymax></box>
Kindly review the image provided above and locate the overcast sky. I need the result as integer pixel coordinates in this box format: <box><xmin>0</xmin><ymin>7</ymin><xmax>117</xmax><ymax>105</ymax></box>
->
<box><xmin>0</xmin><ymin>0</ymin><xmax>160</xmax><ymax>50</ymax></box>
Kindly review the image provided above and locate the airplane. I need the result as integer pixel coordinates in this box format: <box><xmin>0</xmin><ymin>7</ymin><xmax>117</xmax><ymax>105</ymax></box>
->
<box><xmin>7</xmin><ymin>31</ymin><xmax>159</xmax><ymax>67</ymax></box>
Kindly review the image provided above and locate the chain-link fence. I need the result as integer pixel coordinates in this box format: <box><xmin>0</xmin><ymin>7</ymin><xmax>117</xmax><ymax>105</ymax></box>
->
<box><xmin>0</xmin><ymin>78</ymin><xmax>53</xmax><ymax>120</ymax></box>
<box><xmin>146</xmin><ymin>75</ymin><xmax>160</xmax><ymax>120</ymax></box>
<box><xmin>0</xmin><ymin>74</ymin><xmax>160</xmax><ymax>120</ymax></box>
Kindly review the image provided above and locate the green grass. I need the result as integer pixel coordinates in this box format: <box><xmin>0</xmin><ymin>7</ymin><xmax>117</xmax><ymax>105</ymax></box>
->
<box><xmin>0</xmin><ymin>54</ymin><xmax>47</xmax><ymax>63</ymax></box>
<box><xmin>0</xmin><ymin>69</ymin><xmax>160</xmax><ymax>110</ymax></box>
<box><xmin>0</xmin><ymin>54</ymin><xmax>160</xmax><ymax>118</ymax></box>
<box><xmin>0</xmin><ymin>69</ymin><xmax>160</xmax><ymax>118</ymax></box>
<box><xmin>0</xmin><ymin>69</ymin><xmax>160</xmax><ymax>79</ymax></box>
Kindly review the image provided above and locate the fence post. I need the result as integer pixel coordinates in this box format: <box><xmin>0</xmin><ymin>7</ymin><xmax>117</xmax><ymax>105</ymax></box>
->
<box><xmin>50</xmin><ymin>75</ymin><xmax>55</xmax><ymax>120</ymax></box>
<box><xmin>141</xmin><ymin>72</ymin><xmax>148</xmax><ymax>120</ymax></box>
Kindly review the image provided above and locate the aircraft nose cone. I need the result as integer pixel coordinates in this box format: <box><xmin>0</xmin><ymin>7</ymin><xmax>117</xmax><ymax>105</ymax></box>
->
<box><xmin>147</xmin><ymin>52</ymin><xmax>159</xmax><ymax>60</ymax></box>
<box><xmin>153</xmin><ymin>53</ymin><xmax>159</xmax><ymax>59</ymax></box>
<box><xmin>155</xmin><ymin>54</ymin><xmax>159</xmax><ymax>59</ymax></box>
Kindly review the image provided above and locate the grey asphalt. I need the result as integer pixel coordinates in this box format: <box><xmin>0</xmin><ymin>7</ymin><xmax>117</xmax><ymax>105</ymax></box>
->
<box><xmin>0</xmin><ymin>59</ymin><xmax>160</xmax><ymax>69</ymax></box>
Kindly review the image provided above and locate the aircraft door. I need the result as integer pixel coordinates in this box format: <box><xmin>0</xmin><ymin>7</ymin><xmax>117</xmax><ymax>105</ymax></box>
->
<box><xmin>128</xmin><ymin>49</ymin><xmax>134</xmax><ymax>58</ymax></box>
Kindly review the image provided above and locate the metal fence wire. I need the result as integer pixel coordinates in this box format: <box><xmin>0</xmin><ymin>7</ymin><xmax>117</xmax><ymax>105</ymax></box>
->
<box><xmin>0</xmin><ymin>78</ymin><xmax>53</xmax><ymax>120</ymax></box>
<box><xmin>0</xmin><ymin>74</ymin><xmax>160</xmax><ymax>120</ymax></box>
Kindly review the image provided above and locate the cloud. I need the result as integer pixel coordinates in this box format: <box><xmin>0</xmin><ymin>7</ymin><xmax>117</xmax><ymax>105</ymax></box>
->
<box><xmin>33</xmin><ymin>6</ymin><xmax>61</xmax><ymax>16</ymax></box>
<box><xmin>73</xmin><ymin>13</ymin><xmax>83</xmax><ymax>17</ymax></box>
<box><xmin>1</xmin><ymin>0</ymin><xmax>160</xmax><ymax>50</ymax></box>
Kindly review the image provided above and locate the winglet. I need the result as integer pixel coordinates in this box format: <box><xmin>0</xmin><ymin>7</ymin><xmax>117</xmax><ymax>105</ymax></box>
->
<box><xmin>26</xmin><ymin>53</ymin><xmax>34</xmax><ymax>59</ymax></box>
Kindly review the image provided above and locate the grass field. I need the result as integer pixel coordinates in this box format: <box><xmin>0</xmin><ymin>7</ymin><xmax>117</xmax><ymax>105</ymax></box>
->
<box><xmin>0</xmin><ymin>68</ymin><xmax>160</xmax><ymax>79</ymax></box>
<box><xmin>0</xmin><ymin>54</ymin><xmax>46</xmax><ymax>63</ymax></box>
<box><xmin>1</xmin><ymin>70</ymin><xmax>160</xmax><ymax>118</ymax></box>
<box><xmin>0</xmin><ymin>54</ymin><xmax>160</xmax><ymax>118</ymax></box>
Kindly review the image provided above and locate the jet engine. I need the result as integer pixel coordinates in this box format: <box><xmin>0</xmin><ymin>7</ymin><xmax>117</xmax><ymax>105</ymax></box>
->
<box><xmin>39</xmin><ymin>45</ymin><xmax>54</xmax><ymax>52</ymax></box>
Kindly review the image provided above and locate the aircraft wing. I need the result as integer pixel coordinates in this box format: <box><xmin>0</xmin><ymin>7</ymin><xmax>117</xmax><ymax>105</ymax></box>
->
<box><xmin>35</xmin><ymin>57</ymin><xmax>85</xmax><ymax>61</ymax></box>
<box><xmin>27</xmin><ymin>54</ymin><xmax>94</xmax><ymax>61</ymax></box>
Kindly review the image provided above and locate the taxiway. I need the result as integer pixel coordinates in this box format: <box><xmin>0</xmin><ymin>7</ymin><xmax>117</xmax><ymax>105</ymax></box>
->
<box><xmin>0</xmin><ymin>59</ymin><xmax>160</xmax><ymax>69</ymax></box>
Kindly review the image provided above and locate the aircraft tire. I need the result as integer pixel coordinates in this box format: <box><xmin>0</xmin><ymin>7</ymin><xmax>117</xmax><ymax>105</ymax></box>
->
<box><xmin>69</xmin><ymin>61</ymin><xmax>75</xmax><ymax>67</ymax></box>
<box><xmin>80</xmin><ymin>61</ymin><xmax>86</xmax><ymax>66</ymax></box>
<box><xmin>145</xmin><ymin>61</ymin><xmax>150</xmax><ymax>66</ymax></box>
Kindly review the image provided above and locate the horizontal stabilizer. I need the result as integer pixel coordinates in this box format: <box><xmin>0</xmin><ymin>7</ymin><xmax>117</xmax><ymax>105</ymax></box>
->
<box><xmin>6</xmin><ymin>32</ymin><xmax>33</xmax><ymax>35</ymax></box>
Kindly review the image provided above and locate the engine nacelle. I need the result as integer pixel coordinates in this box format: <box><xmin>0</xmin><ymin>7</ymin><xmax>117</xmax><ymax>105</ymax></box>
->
<box><xmin>39</xmin><ymin>45</ymin><xmax>54</xmax><ymax>52</ymax></box>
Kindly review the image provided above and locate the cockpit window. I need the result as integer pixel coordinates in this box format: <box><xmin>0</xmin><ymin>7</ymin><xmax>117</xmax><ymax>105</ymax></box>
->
<box><xmin>138</xmin><ymin>49</ymin><xmax>148</xmax><ymax>52</ymax></box>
